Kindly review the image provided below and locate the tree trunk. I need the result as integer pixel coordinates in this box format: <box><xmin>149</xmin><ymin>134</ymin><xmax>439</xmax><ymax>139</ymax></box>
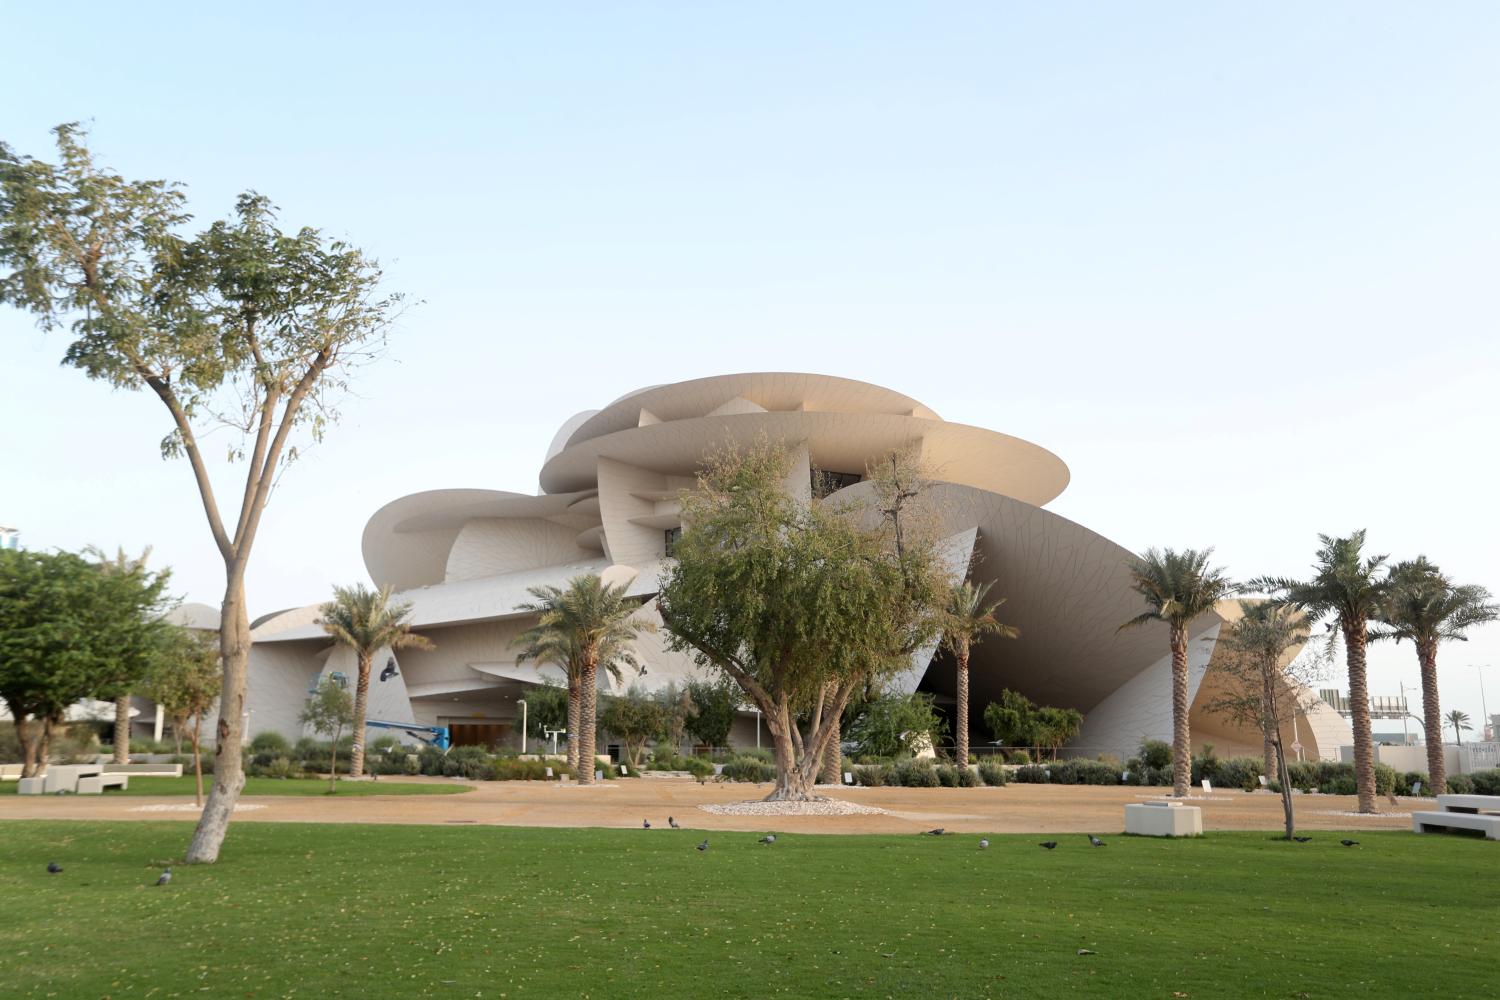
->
<box><xmin>1344</xmin><ymin>623</ymin><xmax>1377</xmax><ymax>813</ymax></box>
<box><xmin>329</xmin><ymin>723</ymin><xmax>342</xmax><ymax>793</ymax></box>
<box><xmin>1417</xmin><ymin>640</ymin><xmax>1445</xmax><ymax>798</ymax></box>
<box><xmin>1260</xmin><ymin>668</ymin><xmax>1277</xmax><ymax>784</ymax></box>
<box><xmin>577</xmin><ymin>661</ymin><xmax>598</xmax><ymax>785</ymax></box>
<box><xmin>192</xmin><ymin>714</ymin><xmax>204</xmax><ymax>807</ymax></box>
<box><xmin>186</xmin><ymin>579</ymin><xmax>251</xmax><ymax>864</ymax></box>
<box><xmin>820</xmin><ymin>715</ymin><xmax>841</xmax><ymax>785</ymax></box>
<box><xmin>173</xmin><ymin>718</ymin><xmax>183</xmax><ymax>758</ymax></box>
<box><xmin>566</xmin><ymin>679</ymin><xmax>580</xmax><ymax>771</ymax></box>
<box><xmin>1170</xmin><ymin>628</ymin><xmax>1191</xmax><ymax>798</ymax></box>
<box><xmin>114</xmin><ymin>695</ymin><xmax>132</xmax><ymax>764</ymax></box>
<box><xmin>350</xmin><ymin>651</ymin><xmax>372</xmax><ymax>778</ymax></box>
<box><xmin>37</xmin><ymin>716</ymin><xmax>56</xmax><ymax>776</ymax></box>
<box><xmin>15</xmin><ymin>717</ymin><xmax>38</xmax><ymax>779</ymax></box>
<box><xmin>1276</xmin><ymin>734</ymin><xmax>1295</xmax><ymax>839</ymax></box>
<box><xmin>765</xmin><ymin>708</ymin><xmax>818</xmax><ymax>801</ymax></box>
<box><xmin>955</xmin><ymin>645</ymin><xmax>971</xmax><ymax>768</ymax></box>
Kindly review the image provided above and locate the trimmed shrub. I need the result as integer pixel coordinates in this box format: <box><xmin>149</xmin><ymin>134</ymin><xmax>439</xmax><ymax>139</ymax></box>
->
<box><xmin>935</xmin><ymin>764</ymin><xmax>960</xmax><ymax>787</ymax></box>
<box><xmin>978</xmin><ymin>761</ymin><xmax>1008</xmax><ymax>786</ymax></box>
<box><xmin>489</xmin><ymin>757</ymin><xmax>570</xmax><ymax>781</ymax></box>
<box><xmin>1469</xmin><ymin>769</ymin><xmax>1500</xmax><ymax>796</ymax></box>
<box><xmin>1396</xmin><ymin>771</ymin><xmax>1437</xmax><ymax>796</ymax></box>
<box><xmin>1447</xmin><ymin>773</ymin><xmax>1475</xmax><ymax>795</ymax></box>
<box><xmin>852</xmin><ymin>764</ymin><xmax>890</xmax><ymax>787</ymax></box>
<box><xmin>720</xmin><ymin>755</ymin><xmax>776</xmax><ymax>783</ymax></box>
<box><xmin>250</xmin><ymin>731</ymin><xmax>292</xmax><ymax>755</ymax></box>
<box><xmin>1013</xmin><ymin>765</ymin><xmax>1050</xmax><ymax>783</ymax></box>
<box><xmin>1194</xmin><ymin>756</ymin><xmax>1263</xmax><ymax>792</ymax></box>
<box><xmin>1006</xmin><ymin>750</ymin><xmax>1031</xmax><ymax>765</ymax></box>
<box><xmin>441</xmin><ymin>746</ymin><xmax>492</xmax><ymax>779</ymax></box>
<box><xmin>1137</xmin><ymin>739</ymin><xmax>1172</xmax><ymax>771</ymax></box>
<box><xmin>681</xmin><ymin>757</ymin><xmax>716</xmax><ymax>782</ymax></box>
<box><xmin>1050</xmin><ymin>759</ymin><xmax>1121</xmax><ymax>786</ymax></box>
<box><xmin>956</xmin><ymin>765</ymin><xmax>979</xmax><ymax>788</ymax></box>
<box><xmin>892</xmin><ymin>759</ymin><xmax>939</xmax><ymax>787</ymax></box>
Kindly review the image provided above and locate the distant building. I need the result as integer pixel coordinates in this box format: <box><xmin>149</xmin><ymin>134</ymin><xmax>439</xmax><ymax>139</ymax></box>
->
<box><xmin>1318</xmin><ymin>688</ymin><xmax>1418</xmax><ymax>745</ymax></box>
<box><xmin>0</xmin><ymin>526</ymin><xmax>19</xmax><ymax>550</ymax></box>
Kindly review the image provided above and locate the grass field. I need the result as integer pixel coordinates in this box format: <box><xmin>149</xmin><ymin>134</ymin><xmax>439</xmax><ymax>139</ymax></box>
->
<box><xmin>0</xmin><ymin>823</ymin><xmax>1492</xmax><ymax>999</ymax></box>
<box><xmin>0</xmin><ymin>776</ymin><xmax>471</xmax><ymax>796</ymax></box>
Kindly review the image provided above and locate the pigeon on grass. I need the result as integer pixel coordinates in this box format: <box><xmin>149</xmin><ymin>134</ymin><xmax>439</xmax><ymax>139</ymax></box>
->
<box><xmin>1087</xmin><ymin>835</ymin><xmax>1105</xmax><ymax>847</ymax></box>
<box><xmin>1039</xmin><ymin>841</ymin><xmax>1058</xmax><ymax>850</ymax></box>
<box><xmin>759</xmin><ymin>834</ymin><xmax>776</xmax><ymax>844</ymax></box>
<box><xmin>696</xmin><ymin>839</ymin><xmax>709</xmax><ymax>852</ymax></box>
<box><xmin>155</xmin><ymin>868</ymin><xmax>172</xmax><ymax>886</ymax></box>
<box><xmin>47</xmin><ymin>862</ymin><xmax>62</xmax><ymax>874</ymax></box>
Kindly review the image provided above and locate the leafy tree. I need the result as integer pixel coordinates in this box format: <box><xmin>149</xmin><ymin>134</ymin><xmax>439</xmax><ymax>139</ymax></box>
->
<box><xmin>1377</xmin><ymin>558</ymin><xmax>1497</xmax><ymax>794</ymax></box>
<box><xmin>518</xmin><ymin>681</ymin><xmax>570</xmax><ymax>744</ymax></box>
<box><xmin>0</xmin><ymin>126</ymin><xmax>406</xmax><ymax>862</ymax></box>
<box><xmin>846</xmin><ymin>692</ymin><xmax>947</xmax><ymax>759</ymax></box>
<box><xmin>300</xmin><ymin>679</ymin><xmax>355</xmax><ymax>793</ymax></box>
<box><xmin>317</xmin><ymin>583</ymin><xmax>433</xmax><ymax>778</ymax></box>
<box><xmin>1446</xmin><ymin>710</ymin><xmax>1472</xmax><ymax>746</ymax></box>
<box><xmin>85</xmin><ymin>545</ymin><xmax>160</xmax><ymax>764</ymax></box>
<box><xmin>1120</xmin><ymin>547</ymin><xmax>1237</xmax><ymax>797</ymax></box>
<box><xmin>1033</xmin><ymin>705</ymin><xmax>1084</xmax><ymax>760</ymax></box>
<box><xmin>1204</xmin><ymin>601</ymin><xmax>1322</xmax><ymax>839</ymax></box>
<box><xmin>684</xmin><ymin>678</ymin><xmax>739</xmax><ymax>751</ymax></box>
<box><xmin>658</xmin><ymin>442</ymin><xmax>946</xmax><ymax>800</ymax></box>
<box><xmin>0</xmin><ymin>547</ymin><xmax>172</xmax><ymax>777</ymax></box>
<box><xmin>982</xmin><ymin>688</ymin><xmax>1081</xmax><ymax>761</ymax></box>
<box><xmin>651</xmin><ymin>682</ymin><xmax>694</xmax><ymax>756</ymax></box>
<box><xmin>512</xmin><ymin>575</ymin><xmax>654</xmax><ymax>784</ymax></box>
<box><xmin>1253</xmin><ymin>532</ymin><xmax>1388</xmax><ymax>813</ymax></box>
<box><xmin>147</xmin><ymin>626</ymin><xmax>222</xmax><ymax>805</ymax></box>
<box><xmin>598</xmin><ymin>684</ymin><xmax>668</xmax><ymax>768</ymax></box>
<box><xmin>941</xmin><ymin>580</ymin><xmax>1018</xmax><ymax>766</ymax></box>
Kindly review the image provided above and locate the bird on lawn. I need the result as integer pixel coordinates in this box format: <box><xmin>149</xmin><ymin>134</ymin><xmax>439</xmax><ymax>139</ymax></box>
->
<box><xmin>47</xmin><ymin>862</ymin><xmax>62</xmax><ymax>874</ymax></box>
<box><xmin>155</xmin><ymin>868</ymin><xmax>172</xmax><ymax>886</ymax></box>
<box><xmin>1292</xmin><ymin>836</ymin><xmax>1313</xmax><ymax>843</ymax></box>
<box><xmin>979</xmin><ymin>839</ymin><xmax>989</xmax><ymax>850</ymax></box>
<box><xmin>1340</xmin><ymin>839</ymin><xmax>1359</xmax><ymax>847</ymax></box>
<box><xmin>668</xmin><ymin>816</ymin><xmax>681</xmax><ymax>829</ymax></box>
<box><xmin>924</xmin><ymin>828</ymin><xmax>945</xmax><ymax>836</ymax></box>
<box><xmin>759</xmin><ymin>834</ymin><xmax>776</xmax><ymax>844</ymax></box>
<box><xmin>1087</xmin><ymin>835</ymin><xmax>1105</xmax><ymax>847</ymax></box>
<box><xmin>1039</xmin><ymin>841</ymin><xmax>1058</xmax><ymax>850</ymax></box>
<box><xmin>696</xmin><ymin>839</ymin><xmax>709</xmax><ymax>852</ymax></box>
<box><xmin>643</xmin><ymin>819</ymin><xmax>651</xmax><ymax>829</ymax></box>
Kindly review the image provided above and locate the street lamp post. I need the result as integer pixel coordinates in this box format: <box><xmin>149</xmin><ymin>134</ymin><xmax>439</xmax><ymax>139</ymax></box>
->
<box><xmin>1476</xmin><ymin>665</ymin><xmax>1492</xmax><ymax>740</ymax></box>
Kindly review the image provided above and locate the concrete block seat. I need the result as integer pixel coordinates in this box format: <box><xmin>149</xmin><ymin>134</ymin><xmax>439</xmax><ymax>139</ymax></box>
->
<box><xmin>1411</xmin><ymin>793</ymin><xmax>1500</xmax><ymax>841</ymax></box>
<box><xmin>17</xmin><ymin>777</ymin><xmax>46</xmax><ymax>794</ymax></box>
<box><xmin>1125</xmin><ymin>801</ymin><xmax>1203</xmax><ymax>837</ymax></box>
<box><xmin>77</xmin><ymin>774</ymin><xmax>129</xmax><ymax>794</ymax></box>
<box><xmin>42</xmin><ymin>764</ymin><xmax>103</xmax><ymax>794</ymax></box>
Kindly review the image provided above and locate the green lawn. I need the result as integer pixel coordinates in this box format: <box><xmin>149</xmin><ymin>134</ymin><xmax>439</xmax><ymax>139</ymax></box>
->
<box><xmin>0</xmin><ymin>824</ymin><xmax>1492</xmax><ymax>999</ymax></box>
<box><xmin>0</xmin><ymin>775</ymin><xmax>471</xmax><ymax>796</ymax></box>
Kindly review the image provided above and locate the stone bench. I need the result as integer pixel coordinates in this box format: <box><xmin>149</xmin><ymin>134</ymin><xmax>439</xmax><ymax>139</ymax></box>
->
<box><xmin>41</xmin><ymin>764</ymin><xmax>104</xmax><ymax>794</ymax></box>
<box><xmin>1125</xmin><ymin>801</ymin><xmax>1203</xmax><ymax>837</ymax></box>
<box><xmin>0</xmin><ymin>764</ymin><xmax>24</xmax><ymax>780</ymax></box>
<box><xmin>77</xmin><ymin>773</ymin><xmax>129</xmax><ymax>794</ymax></box>
<box><xmin>1412</xmin><ymin>792</ymin><xmax>1500</xmax><ymax>840</ymax></box>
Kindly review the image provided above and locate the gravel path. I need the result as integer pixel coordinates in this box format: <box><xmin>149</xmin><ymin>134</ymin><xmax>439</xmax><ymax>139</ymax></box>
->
<box><xmin>699</xmin><ymin>799</ymin><xmax>889</xmax><ymax>817</ymax></box>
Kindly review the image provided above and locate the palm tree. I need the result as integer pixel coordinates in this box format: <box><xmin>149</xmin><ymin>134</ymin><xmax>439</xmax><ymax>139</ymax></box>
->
<box><xmin>512</xmin><ymin>575</ymin><xmax>655</xmax><ymax>784</ymax></box>
<box><xmin>1254</xmin><ymin>531</ymin><xmax>1388</xmax><ymax>814</ymax></box>
<box><xmin>317</xmin><ymin>584</ymin><xmax>433</xmax><ymax>778</ymax></box>
<box><xmin>941</xmin><ymin>580</ymin><xmax>1018</xmax><ymax>768</ymax></box>
<box><xmin>1120</xmin><ymin>548</ymin><xmax>1237</xmax><ymax>797</ymax></box>
<box><xmin>1446</xmin><ymin>709</ymin><xmax>1472</xmax><ymax>746</ymax></box>
<box><xmin>1378</xmin><ymin>558</ymin><xmax>1497</xmax><ymax>795</ymax></box>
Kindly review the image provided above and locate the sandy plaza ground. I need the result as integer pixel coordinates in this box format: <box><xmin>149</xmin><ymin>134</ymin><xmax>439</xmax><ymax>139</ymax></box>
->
<box><xmin>0</xmin><ymin>775</ymin><xmax>1420</xmax><ymax>835</ymax></box>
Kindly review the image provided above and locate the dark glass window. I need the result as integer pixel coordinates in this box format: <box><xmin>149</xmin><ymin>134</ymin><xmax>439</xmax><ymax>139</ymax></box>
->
<box><xmin>664</xmin><ymin>526</ymin><xmax>682</xmax><ymax>556</ymax></box>
<box><xmin>812</xmin><ymin>470</ymin><xmax>862</xmax><ymax>498</ymax></box>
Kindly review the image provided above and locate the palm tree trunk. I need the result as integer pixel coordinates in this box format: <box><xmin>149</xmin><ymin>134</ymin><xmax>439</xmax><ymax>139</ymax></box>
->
<box><xmin>1418</xmin><ymin>639</ymin><xmax>1445</xmax><ymax>798</ymax></box>
<box><xmin>566</xmin><ymin>678</ymin><xmax>581</xmax><ymax>771</ymax></box>
<box><xmin>820</xmin><ymin>715</ymin><xmax>841</xmax><ymax>785</ymax></box>
<box><xmin>1344</xmin><ymin>622</ymin><xmax>1377</xmax><ymax>813</ymax></box>
<box><xmin>577</xmin><ymin>661</ymin><xmax>598</xmax><ymax>785</ymax></box>
<box><xmin>955</xmin><ymin>645</ymin><xmax>971</xmax><ymax>769</ymax></box>
<box><xmin>350</xmin><ymin>652</ymin><xmax>372</xmax><ymax>778</ymax></box>
<box><xmin>114</xmin><ymin>695</ymin><xmax>132</xmax><ymax>764</ymax></box>
<box><xmin>1170</xmin><ymin>628</ymin><xmax>1191</xmax><ymax>798</ymax></box>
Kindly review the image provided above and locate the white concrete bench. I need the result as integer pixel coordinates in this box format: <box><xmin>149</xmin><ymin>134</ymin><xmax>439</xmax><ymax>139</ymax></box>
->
<box><xmin>41</xmin><ymin>764</ymin><xmax>103</xmax><ymax>794</ymax></box>
<box><xmin>77</xmin><ymin>773</ymin><xmax>129</xmax><ymax>794</ymax></box>
<box><xmin>1411</xmin><ymin>793</ymin><xmax>1500</xmax><ymax>841</ymax></box>
<box><xmin>0</xmin><ymin>764</ymin><xmax>24</xmax><ymax>781</ymax></box>
<box><xmin>17</xmin><ymin>777</ymin><xmax>46</xmax><ymax>794</ymax></box>
<box><xmin>1125</xmin><ymin>801</ymin><xmax>1203</xmax><ymax>837</ymax></box>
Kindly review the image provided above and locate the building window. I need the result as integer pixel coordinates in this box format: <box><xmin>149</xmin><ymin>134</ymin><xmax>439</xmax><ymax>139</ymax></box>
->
<box><xmin>812</xmin><ymin>470</ymin><xmax>861</xmax><ymax>498</ymax></box>
<box><xmin>664</xmin><ymin>526</ymin><xmax>682</xmax><ymax>556</ymax></box>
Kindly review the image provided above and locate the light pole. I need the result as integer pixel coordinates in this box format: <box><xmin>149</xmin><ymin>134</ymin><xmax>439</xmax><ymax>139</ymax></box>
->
<box><xmin>1476</xmin><ymin>665</ymin><xmax>1492</xmax><ymax>741</ymax></box>
<box><xmin>517</xmin><ymin>699</ymin><xmax>527</xmax><ymax>754</ymax></box>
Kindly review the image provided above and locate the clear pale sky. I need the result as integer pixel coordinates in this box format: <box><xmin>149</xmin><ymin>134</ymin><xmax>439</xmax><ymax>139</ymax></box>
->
<box><xmin>4</xmin><ymin>4</ymin><xmax>1498</xmax><ymax>732</ymax></box>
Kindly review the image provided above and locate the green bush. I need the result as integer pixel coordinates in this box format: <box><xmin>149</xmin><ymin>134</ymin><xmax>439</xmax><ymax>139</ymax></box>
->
<box><xmin>977</xmin><ymin>761</ymin><xmax>1008</xmax><ymax>786</ymax></box>
<box><xmin>1396</xmin><ymin>771</ymin><xmax>1436</xmax><ymax>796</ymax></box>
<box><xmin>489</xmin><ymin>757</ymin><xmax>569</xmax><ymax>781</ymax></box>
<box><xmin>719</xmin><ymin>756</ymin><xmax>776</xmax><ymax>783</ymax></box>
<box><xmin>1282</xmin><ymin>760</ymin><xmax>1395</xmax><ymax>796</ymax></box>
<box><xmin>1013</xmin><ymin>765</ymin><xmax>1050</xmax><ymax>783</ymax></box>
<box><xmin>956</xmin><ymin>765</ymin><xmax>979</xmax><ymax>787</ymax></box>
<box><xmin>1469</xmin><ymin>769</ymin><xmax>1500</xmax><ymax>796</ymax></box>
<box><xmin>682</xmin><ymin>757</ymin><xmax>716</xmax><ymax>781</ymax></box>
<box><xmin>1446</xmin><ymin>774</ymin><xmax>1475</xmax><ymax>795</ymax></box>
<box><xmin>851</xmin><ymin>764</ymin><xmax>890</xmax><ymax>787</ymax></box>
<box><xmin>935</xmin><ymin>764</ymin><xmax>960</xmax><ymax>787</ymax></box>
<box><xmin>1194</xmin><ymin>756</ymin><xmax>1263</xmax><ymax>792</ymax></box>
<box><xmin>441</xmin><ymin>746</ymin><xmax>492</xmax><ymax>779</ymax></box>
<box><xmin>1138</xmin><ymin>739</ymin><xmax>1172</xmax><ymax>771</ymax></box>
<box><xmin>1006</xmin><ymin>750</ymin><xmax>1031</xmax><ymax>765</ymax></box>
<box><xmin>892</xmin><ymin>759</ymin><xmax>939</xmax><ymax>787</ymax></box>
<box><xmin>1050</xmin><ymin>759</ymin><xmax>1121</xmax><ymax>786</ymax></box>
<box><xmin>250</xmin><ymin>731</ymin><xmax>292</xmax><ymax>755</ymax></box>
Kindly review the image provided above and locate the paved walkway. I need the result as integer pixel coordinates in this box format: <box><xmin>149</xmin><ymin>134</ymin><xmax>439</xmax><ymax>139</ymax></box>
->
<box><xmin>0</xmin><ymin>776</ymin><xmax>1418</xmax><ymax>834</ymax></box>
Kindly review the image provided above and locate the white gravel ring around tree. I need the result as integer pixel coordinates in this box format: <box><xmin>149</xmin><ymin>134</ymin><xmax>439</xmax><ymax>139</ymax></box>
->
<box><xmin>698</xmin><ymin>799</ymin><xmax>890</xmax><ymax>817</ymax></box>
<box><xmin>127</xmin><ymin>803</ymin><xmax>268</xmax><ymax>813</ymax></box>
